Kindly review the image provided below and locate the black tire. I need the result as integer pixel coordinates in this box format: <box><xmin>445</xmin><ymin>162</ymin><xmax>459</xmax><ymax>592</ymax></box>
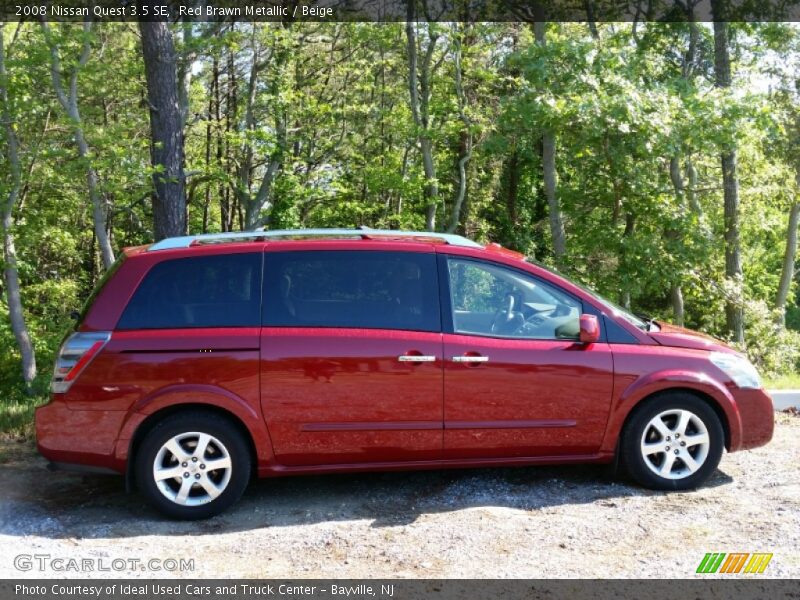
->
<box><xmin>134</xmin><ymin>411</ymin><xmax>251</xmax><ymax>520</ymax></box>
<box><xmin>620</xmin><ymin>392</ymin><xmax>724</xmax><ymax>491</ymax></box>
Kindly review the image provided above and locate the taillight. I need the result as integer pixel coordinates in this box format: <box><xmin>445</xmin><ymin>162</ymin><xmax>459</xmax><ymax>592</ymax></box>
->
<box><xmin>51</xmin><ymin>331</ymin><xmax>111</xmax><ymax>393</ymax></box>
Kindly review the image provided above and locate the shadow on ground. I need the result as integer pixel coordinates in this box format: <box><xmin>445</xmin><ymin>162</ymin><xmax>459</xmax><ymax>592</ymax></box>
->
<box><xmin>0</xmin><ymin>439</ymin><xmax>733</xmax><ymax>540</ymax></box>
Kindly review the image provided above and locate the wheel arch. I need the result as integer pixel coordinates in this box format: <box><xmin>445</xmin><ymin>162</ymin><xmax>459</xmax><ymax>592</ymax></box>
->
<box><xmin>602</xmin><ymin>372</ymin><xmax>743</xmax><ymax>456</ymax></box>
<box><xmin>618</xmin><ymin>387</ymin><xmax>732</xmax><ymax>452</ymax></box>
<box><xmin>124</xmin><ymin>403</ymin><xmax>258</xmax><ymax>492</ymax></box>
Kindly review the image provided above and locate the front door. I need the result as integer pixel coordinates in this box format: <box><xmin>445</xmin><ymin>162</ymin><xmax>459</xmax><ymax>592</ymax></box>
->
<box><xmin>260</xmin><ymin>249</ymin><xmax>443</xmax><ymax>466</ymax></box>
<box><xmin>441</xmin><ymin>255</ymin><xmax>614</xmax><ymax>459</ymax></box>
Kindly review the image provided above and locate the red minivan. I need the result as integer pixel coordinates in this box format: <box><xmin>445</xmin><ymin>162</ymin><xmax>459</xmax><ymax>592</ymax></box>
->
<box><xmin>35</xmin><ymin>229</ymin><xmax>774</xmax><ymax>519</ymax></box>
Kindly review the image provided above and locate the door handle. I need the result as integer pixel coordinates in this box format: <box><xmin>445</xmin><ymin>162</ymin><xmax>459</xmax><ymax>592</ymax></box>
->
<box><xmin>397</xmin><ymin>355</ymin><xmax>436</xmax><ymax>362</ymax></box>
<box><xmin>452</xmin><ymin>355</ymin><xmax>489</xmax><ymax>363</ymax></box>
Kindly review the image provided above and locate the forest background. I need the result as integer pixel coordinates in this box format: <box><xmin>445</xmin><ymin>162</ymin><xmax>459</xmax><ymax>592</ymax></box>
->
<box><xmin>2</xmin><ymin>11</ymin><xmax>800</xmax><ymax>432</ymax></box>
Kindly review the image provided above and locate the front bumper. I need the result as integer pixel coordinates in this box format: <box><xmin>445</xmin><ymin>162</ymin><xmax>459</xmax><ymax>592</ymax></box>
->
<box><xmin>731</xmin><ymin>387</ymin><xmax>774</xmax><ymax>451</ymax></box>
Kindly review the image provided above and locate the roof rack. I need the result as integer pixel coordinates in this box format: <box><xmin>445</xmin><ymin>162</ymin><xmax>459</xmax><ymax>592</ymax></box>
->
<box><xmin>147</xmin><ymin>228</ymin><xmax>483</xmax><ymax>251</ymax></box>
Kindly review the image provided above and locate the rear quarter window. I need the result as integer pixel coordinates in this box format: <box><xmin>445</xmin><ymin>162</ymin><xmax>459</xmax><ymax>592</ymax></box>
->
<box><xmin>76</xmin><ymin>253</ymin><xmax>126</xmax><ymax>328</ymax></box>
<box><xmin>116</xmin><ymin>253</ymin><xmax>263</xmax><ymax>329</ymax></box>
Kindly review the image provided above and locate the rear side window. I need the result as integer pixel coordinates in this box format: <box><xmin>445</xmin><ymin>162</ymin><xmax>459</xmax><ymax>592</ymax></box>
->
<box><xmin>117</xmin><ymin>253</ymin><xmax>262</xmax><ymax>329</ymax></box>
<box><xmin>263</xmin><ymin>251</ymin><xmax>440</xmax><ymax>332</ymax></box>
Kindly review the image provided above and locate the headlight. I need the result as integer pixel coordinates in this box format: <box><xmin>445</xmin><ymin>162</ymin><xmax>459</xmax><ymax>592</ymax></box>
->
<box><xmin>709</xmin><ymin>352</ymin><xmax>762</xmax><ymax>389</ymax></box>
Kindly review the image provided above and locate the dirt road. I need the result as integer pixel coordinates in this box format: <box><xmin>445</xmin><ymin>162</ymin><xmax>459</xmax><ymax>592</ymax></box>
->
<box><xmin>1</xmin><ymin>414</ymin><xmax>798</xmax><ymax>579</ymax></box>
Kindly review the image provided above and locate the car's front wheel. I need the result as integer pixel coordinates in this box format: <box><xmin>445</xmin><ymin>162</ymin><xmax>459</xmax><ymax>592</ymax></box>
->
<box><xmin>135</xmin><ymin>411</ymin><xmax>251</xmax><ymax>519</ymax></box>
<box><xmin>621</xmin><ymin>393</ymin><xmax>724</xmax><ymax>490</ymax></box>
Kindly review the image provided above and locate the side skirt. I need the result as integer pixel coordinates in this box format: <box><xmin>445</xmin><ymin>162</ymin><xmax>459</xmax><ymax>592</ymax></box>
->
<box><xmin>256</xmin><ymin>452</ymin><xmax>615</xmax><ymax>478</ymax></box>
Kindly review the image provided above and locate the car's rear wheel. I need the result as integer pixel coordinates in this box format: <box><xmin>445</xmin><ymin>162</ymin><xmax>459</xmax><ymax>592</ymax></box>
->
<box><xmin>135</xmin><ymin>411</ymin><xmax>251</xmax><ymax>519</ymax></box>
<box><xmin>621</xmin><ymin>393</ymin><xmax>724</xmax><ymax>490</ymax></box>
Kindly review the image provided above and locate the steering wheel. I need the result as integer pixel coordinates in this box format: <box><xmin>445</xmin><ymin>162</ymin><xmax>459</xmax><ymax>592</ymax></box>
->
<box><xmin>490</xmin><ymin>292</ymin><xmax>525</xmax><ymax>335</ymax></box>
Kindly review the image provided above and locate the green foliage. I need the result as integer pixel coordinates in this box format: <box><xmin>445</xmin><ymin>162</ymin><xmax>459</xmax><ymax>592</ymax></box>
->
<box><xmin>1</xmin><ymin>20</ymin><xmax>800</xmax><ymax>409</ymax></box>
<box><xmin>740</xmin><ymin>300</ymin><xmax>800</xmax><ymax>377</ymax></box>
<box><xmin>763</xmin><ymin>372</ymin><xmax>800</xmax><ymax>390</ymax></box>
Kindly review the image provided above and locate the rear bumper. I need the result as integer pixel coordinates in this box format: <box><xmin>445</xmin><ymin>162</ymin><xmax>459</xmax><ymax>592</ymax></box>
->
<box><xmin>731</xmin><ymin>387</ymin><xmax>774</xmax><ymax>452</ymax></box>
<box><xmin>35</xmin><ymin>397</ymin><xmax>126</xmax><ymax>474</ymax></box>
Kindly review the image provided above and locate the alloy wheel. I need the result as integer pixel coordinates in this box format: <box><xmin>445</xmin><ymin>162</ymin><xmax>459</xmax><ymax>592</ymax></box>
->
<box><xmin>639</xmin><ymin>409</ymin><xmax>711</xmax><ymax>480</ymax></box>
<box><xmin>152</xmin><ymin>432</ymin><xmax>233</xmax><ymax>506</ymax></box>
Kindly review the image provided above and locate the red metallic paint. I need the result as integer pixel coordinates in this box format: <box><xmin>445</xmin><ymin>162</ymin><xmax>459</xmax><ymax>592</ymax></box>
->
<box><xmin>732</xmin><ymin>388</ymin><xmax>774</xmax><ymax>450</ymax></box>
<box><xmin>579</xmin><ymin>314</ymin><xmax>600</xmax><ymax>343</ymax></box>
<box><xmin>649</xmin><ymin>321</ymin><xmax>732</xmax><ymax>352</ymax></box>
<box><xmin>264</xmin><ymin>452</ymin><xmax>611</xmax><ymax>476</ymax></box>
<box><xmin>599</xmin><ymin>344</ymin><xmax>745</xmax><ymax>454</ymax></box>
<box><xmin>35</xmin><ymin>237</ymin><xmax>775</xmax><ymax>483</ymax></box>
<box><xmin>40</xmin><ymin>326</ymin><xmax>272</xmax><ymax>473</ymax></box>
<box><xmin>260</xmin><ymin>327</ymin><xmax>443</xmax><ymax>466</ymax></box>
<box><xmin>442</xmin><ymin>333</ymin><xmax>614</xmax><ymax>459</ymax></box>
<box><xmin>36</xmin><ymin>398</ymin><xmax>127</xmax><ymax>471</ymax></box>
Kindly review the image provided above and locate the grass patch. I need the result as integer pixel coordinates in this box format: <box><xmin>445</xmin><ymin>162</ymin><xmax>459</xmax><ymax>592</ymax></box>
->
<box><xmin>0</xmin><ymin>391</ymin><xmax>47</xmax><ymax>437</ymax></box>
<box><xmin>764</xmin><ymin>373</ymin><xmax>800</xmax><ymax>390</ymax></box>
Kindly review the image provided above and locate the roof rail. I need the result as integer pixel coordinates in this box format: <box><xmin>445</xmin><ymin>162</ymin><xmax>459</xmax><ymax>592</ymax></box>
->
<box><xmin>147</xmin><ymin>228</ymin><xmax>483</xmax><ymax>251</ymax></box>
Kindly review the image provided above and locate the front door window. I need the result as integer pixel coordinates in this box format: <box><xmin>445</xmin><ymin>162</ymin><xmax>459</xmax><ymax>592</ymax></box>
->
<box><xmin>447</xmin><ymin>258</ymin><xmax>582</xmax><ymax>340</ymax></box>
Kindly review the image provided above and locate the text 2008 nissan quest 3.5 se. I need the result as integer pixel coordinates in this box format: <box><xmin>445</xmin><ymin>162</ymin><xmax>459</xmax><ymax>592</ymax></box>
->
<box><xmin>36</xmin><ymin>229</ymin><xmax>774</xmax><ymax>519</ymax></box>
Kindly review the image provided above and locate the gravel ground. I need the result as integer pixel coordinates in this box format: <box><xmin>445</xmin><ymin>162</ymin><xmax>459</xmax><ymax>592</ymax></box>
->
<box><xmin>0</xmin><ymin>413</ymin><xmax>798</xmax><ymax>579</ymax></box>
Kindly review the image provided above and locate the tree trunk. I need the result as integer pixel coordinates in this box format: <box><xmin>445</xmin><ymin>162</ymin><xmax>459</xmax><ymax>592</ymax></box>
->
<box><xmin>1</xmin><ymin>209</ymin><xmax>36</xmax><ymax>388</ymax></box>
<box><xmin>420</xmin><ymin>137</ymin><xmax>438</xmax><ymax>231</ymax></box>
<box><xmin>238</xmin><ymin>27</ymin><xmax>263</xmax><ymax>230</ymax></box>
<box><xmin>776</xmin><ymin>191</ymin><xmax>800</xmax><ymax>327</ymax></box>
<box><xmin>666</xmin><ymin>155</ymin><xmax>686</xmax><ymax>326</ymax></box>
<box><xmin>671</xmin><ymin>285</ymin><xmax>685</xmax><ymax>328</ymax></box>
<box><xmin>685</xmin><ymin>158</ymin><xmax>702</xmax><ymax>214</ymax></box>
<box><xmin>584</xmin><ymin>0</ymin><xmax>599</xmax><ymax>38</ymax></box>
<box><xmin>406</xmin><ymin>16</ymin><xmax>439</xmax><ymax>231</ymax></box>
<box><xmin>663</xmin><ymin>13</ymin><xmax>702</xmax><ymax>327</ymax></box>
<box><xmin>177</xmin><ymin>22</ymin><xmax>194</xmax><ymax>129</ymax></box>
<box><xmin>139</xmin><ymin>18</ymin><xmax>187</xmax><ymax>241</ymax></box>
<box><xmin>505</xmin><ymin>151</ymin><xmax>520</xmax><ymax>228</ymax></box>
<box><xmin>41</xmin><ymin>21</ymin><xmax>114</xmax><ymax>269</ymax></box>
<box><xmin>238</xmin><ymin>25</ymin><xmax>291</xmax><ymax>231</ymax></box>
<box><xmin>213</xmin><ymin>54</ymin><xmax>230</xmax><ymax>232</ymax></box>
<box><xmin>712</xmin><ymin>9</ymin><xmax>744</xmax><ymax>343</ymax></box>
<box><xmin>669</xmin><ymin>156</ymin><xmax>685</xmax><ymax>201</ymax></box>
<box><xmin>446</xmin><ymin>24</ymin><xmax>472</xmax><ymax>234</ymax></box>
<box><xmin>542</xmin><ymin>131</ymin><xmax>566</xmax><ymax>260</ymax></box>
<box><xmin>0</xmin><ymin>26</ymin><xmax>37</xmax><ymax>387</ymax></box>
<box><xmin>534</xmin><ymin>21</ymin><xmax>566</xmax><ymax>262</ymax></box>
<box><xmin>202</xmin><ymin>59</ymin><xmax>215</xmax><ymax>234</ymax></box>
<box><xmin>620</xmin><ymin>213</ymin><xmax>636</xmax><ymax>310</ymax></box>
<box><xmin>720</xmin><ymin>150</ymin><xmax>744</xmax><ymax>342</ymax></box>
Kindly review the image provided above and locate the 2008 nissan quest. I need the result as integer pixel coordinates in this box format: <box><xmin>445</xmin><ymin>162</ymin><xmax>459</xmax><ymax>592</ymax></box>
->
<box><xmin>36</xmin><ymin>229</ymin><xmax>774</xmax><ymax>519</ymax></box>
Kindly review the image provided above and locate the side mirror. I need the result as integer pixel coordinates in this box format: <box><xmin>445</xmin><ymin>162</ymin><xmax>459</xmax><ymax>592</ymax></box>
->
<box><xmin>579</xmin><ymin>314</ymin><xmax>600</xmax><ymax>344</ymax></box>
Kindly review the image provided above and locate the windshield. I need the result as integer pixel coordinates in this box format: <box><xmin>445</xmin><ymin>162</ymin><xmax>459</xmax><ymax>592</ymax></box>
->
<box><xmin>580</xmin><ymin>286</ymin><xmax>651</xmax><ymax>331</ymax></box>
<box><xmin>529</xmin><ymin>260</ymin><xmax>650</xmax><ymax>331</ymax></box>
